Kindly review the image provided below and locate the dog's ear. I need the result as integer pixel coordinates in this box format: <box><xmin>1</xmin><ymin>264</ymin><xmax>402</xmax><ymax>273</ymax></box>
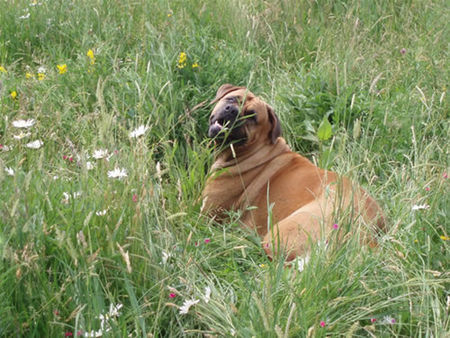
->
<box><xmin>211</xmin><ymin>84</ymin><xmax>243</xmax><ymax>104</ymax></box>
<box><xmin>267</xmin><ymin>104</ymin><xmax>282</xmax><ymax>144</ymax></box>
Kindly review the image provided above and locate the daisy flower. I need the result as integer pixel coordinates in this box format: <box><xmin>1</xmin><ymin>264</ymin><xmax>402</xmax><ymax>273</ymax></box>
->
<box><xmin>12</xmin><ymin>119</ymin><xmax>36</xmax><ymax>128</ymax></box>
<box><xmin>161</xmin><ymin>251</ymin><xmax>171</xmax><ymax>264</ymax></box>
<box><xmin>26</xmin><ymin>140</ymin><xmax>43</xmax><ymax>149</ymax></box>
<box><xmin>203</xmin><ymin>286</ymin><xmax>211</xmax><ymax>303</ymax></box>
<box><xmin>412</xmin><ymin>204</ymin><xmax>430</xmax><ymax>211</ymax></box>
<box><xmin>179</xmin><ymin>299</ymin><xmax>199</xmax><ymax>315</ymax></box>
<box><xmin>5</xmin><ymin>167</ymin><xmax>14</xmax><ymax>176</ymax></box>
<box><xmin>19</xmin><ymin>12</ymin><xmax>30</xmax><ymax>20</ymax></box>
<box><xmin>107</xmin><ymin>167</ymin><xmax>127</xmax><ymax>179</ymax></box>
<box><xmin>297</xmin><ymin>255</ymin><xmax>310</xmax><ymax>272</ymax></box>
<box><xmin>85</xmin><ymin>303</ymin><xmax>123</xmax><ymax>338</ymax></box>
<box><xmin>129</xmin><ymin>125</ymin><xmax>149</xmax><ymax>138</ymax></box>
<box><xmin>13</xmin><ymin>132</ymin><xmax>31</xmax><ymax>140</ymax></box>
<box><xmin>92</xmin><ymin>149</ymin><xmax>108</xmax><ymax>159</ymax></box>
<box><xmin>96</xmin><ymin>209</ymin><xmax>107</xmax><ymax>216</ymax></box>
<box><xmin>382</xmin><ymin>315</ymin><xmax>396</xmax><ymax>324</ymax></box>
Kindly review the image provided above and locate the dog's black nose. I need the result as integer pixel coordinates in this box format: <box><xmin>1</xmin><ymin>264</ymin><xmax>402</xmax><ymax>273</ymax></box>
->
<box><xmin>208</xmin><ymin>121</ymin><xmax>223</xmax><ymax>138</ymax></box>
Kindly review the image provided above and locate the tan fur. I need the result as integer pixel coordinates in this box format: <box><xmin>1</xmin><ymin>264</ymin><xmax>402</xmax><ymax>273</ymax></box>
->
<box><xmin>202</xmin><ymin>85</ymin><xmax>385</xmax><ymax>260</ymax></box>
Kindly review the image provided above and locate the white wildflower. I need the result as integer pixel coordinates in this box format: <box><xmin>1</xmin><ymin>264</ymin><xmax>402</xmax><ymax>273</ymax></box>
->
<box><xmin>382</xmin><ymin>315</ymin><xmax>396</xmax><ymax>324</ymax></box>
<box><xmin>92</xmin><ymin>149</ymin><xmax>108</xmax><ymax>159</ymax></box>
<box><xmin>5</xmin><ymin>167</ymin><xmax>14</xmax><ymax>176</ymax></box>
<box><xmin>203</xmin><ymin>286</ymin><xmax>211</xmax><ymax>303</ymax></box>
<box><xmin>161</xmin><ymin>251</ymin><xmax>171</xmax><ymax>264</ymax></box>
<box><xmin>12</xmin><ymin>119</ymin><xmax>35</xmax><ymax>128</ymax></box>
<box><xmin>13</xmin><ymin>131</ymin><xmax>31</xmax><ymax>140</ymax></box>
<box><xmin>179</xmin><ymin>299</ymin><xmax>199</xmax><ymax>315</ymax></box>
<box><xmin>26</xmin><ymin>140</ymin><xmax>43</xmax><ymax>149</ymax></box>
<box><xmin>86</xmin><ymin>161</ymin><xmax>94</xmax><ymax>170</ymax></box>
<box><xmin>0</xmin><ymin>145</ymin><xmax>10</xmax><ymax>151</ymax></box>
<box><xmin>412</xmin><ymin>204</ymin><xmax>430</xmax><ymax>211</ymax></box>
<box><xmin>296</xmin><ymin>255</ymin><xmax>310</xmax><ymax>272</ymax></box>
<box><xmin>129</xmin><ymin>125</ymin><xmax>149</xmax><ymax>138</ymax></box>
<box><xmin>96</xmin><ymin>209</ymin><xmax>107</xmax><ymax>216</ymax></box>
<box><xmin>19</xmin><ymin>13</ymin><xmax>30</xmax><ymax>19</ymax></box>
<box><xmin>85</xmin><ymin>303</ymin><xmax>123</xmax><ymax>338</ymax></box>
<box><xmin>37</xmin><ymin>66</ymin><xmax>46</xmax><ymax>74</ymax></box>
<box><xmin>107</xmin><ymin>167</ymin><xmax>127</xmax><ymax>179</ymax></box>
<box><xmin>62</xmin><ymin>192</ymin><xmax>70</xmax><ymax>204</ymax></box>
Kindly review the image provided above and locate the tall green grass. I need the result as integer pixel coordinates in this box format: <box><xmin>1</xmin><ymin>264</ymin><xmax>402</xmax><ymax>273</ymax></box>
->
<box><xmin>0</xmin><ymin>0</ymin><xmax>448</xmax><ymax>336</ymax></box>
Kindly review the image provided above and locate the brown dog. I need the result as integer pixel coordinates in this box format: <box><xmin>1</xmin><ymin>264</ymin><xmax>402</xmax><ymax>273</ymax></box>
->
<box><xmin>201</xmin><ymin>84</ymin><xmax>385</xmax><ymax>260</ymax></box>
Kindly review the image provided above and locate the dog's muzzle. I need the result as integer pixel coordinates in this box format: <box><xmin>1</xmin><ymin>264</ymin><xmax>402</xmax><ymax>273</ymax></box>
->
<box><xmin>208</xmin><ymin>104</ymin><xmax>239</xmax><ymax>138</ymax></box>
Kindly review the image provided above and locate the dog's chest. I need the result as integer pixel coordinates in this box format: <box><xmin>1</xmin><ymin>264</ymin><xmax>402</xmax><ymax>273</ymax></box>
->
<box><xmin>202</xmin><ymin>168</ymin><xmax>263</xmax><ymax>214</ymax></box>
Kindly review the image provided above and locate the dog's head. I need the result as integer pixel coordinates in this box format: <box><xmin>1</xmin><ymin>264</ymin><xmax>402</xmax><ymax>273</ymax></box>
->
<box><xmin>208</xmin><ymin>84</ymin><xmax>281</xmax><ymax>147</ymax></box>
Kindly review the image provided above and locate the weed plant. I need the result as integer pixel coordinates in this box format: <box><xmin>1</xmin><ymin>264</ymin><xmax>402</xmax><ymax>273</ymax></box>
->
<box><xmin>0</xmin><ymin>0</ymin><xmax>448</xmax><ymax>336</ymax></box>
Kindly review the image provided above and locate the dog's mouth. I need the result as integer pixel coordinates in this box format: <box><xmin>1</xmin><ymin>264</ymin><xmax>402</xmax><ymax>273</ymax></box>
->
<box><xmin>208</xmin><ymin>116</ymin><xmax>247</xmax><ymax>144</ymax></box>
<box><xmin>208</xmin><ymin>119</ymin><xmax>225</xmax><ymax>138</ymax></box>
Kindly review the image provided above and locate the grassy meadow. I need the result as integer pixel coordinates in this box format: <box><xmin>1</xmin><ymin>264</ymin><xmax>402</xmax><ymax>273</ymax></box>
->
<box><xmin>0</xmin><ymin>0</ymin><xmax>449</xmax><ymax>336</ymax></box>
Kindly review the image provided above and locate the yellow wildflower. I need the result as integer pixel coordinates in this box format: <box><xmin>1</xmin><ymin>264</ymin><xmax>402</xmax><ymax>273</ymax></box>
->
<box><xmin>10</xmin><ymin>91</ymin><xmax>17</xmax><ymax>99</ymax></box>
<box><xmin>440</xmin><ymin>235</ymin><xmax>449</xmax><ymax>241</ymax></box>
<box><xmin>177</xmin><ymin>52</ymin><xmax>187</xmax><ymax>69</ymax></box>
<box><xmin>37</xmin><ymin>73</ymin><xmax>46</xmax><ymax>81</ymax></box>
<box><xmin>57</xmin><ymin>64</ymin><xmax>67</xmax><ymax>74</ymax></box>
<box><xmin>25</xmin><ymin>72</ymin><xmax>33</xmax><ymax>79</ymax></box>
<box><xmin>192</xmin><ymin>62</ymin><xmax>199</xmax><ymax>68</ymax></box>
<box><xmin>87</xmin><ymin>49</ymin><xmax>95</xmax><ymax>65</ymax></box>
<box><xmin>0</xmin><ymin>65</ymin><xmax>6</xmax><ymax>73</ymax></box>
<box><xmin>167</xmin><ymin>13</ymin><xmax>172</xmax><ymax>17</ymax></box>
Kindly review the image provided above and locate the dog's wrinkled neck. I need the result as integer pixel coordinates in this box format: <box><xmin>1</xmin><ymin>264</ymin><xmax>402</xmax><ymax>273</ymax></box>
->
<box><xmin>211</xmin><ymin>137</ymin><xmax>290</xmax><ymax>173</ymax></box>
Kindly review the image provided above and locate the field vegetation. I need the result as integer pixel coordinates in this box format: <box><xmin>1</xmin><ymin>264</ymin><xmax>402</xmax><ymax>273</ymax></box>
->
<box><xmin>0</xmin><ymin>0</ymin><xmax>448</xmax><ymax>336</ymax></box>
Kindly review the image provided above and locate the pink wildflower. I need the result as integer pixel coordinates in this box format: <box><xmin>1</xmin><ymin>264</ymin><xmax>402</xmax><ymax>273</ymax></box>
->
<box><xmin>169</xmin><ymin>293</ymin><xmax>176</xmax><ymax>298</ymax></box>
<box><xmin>132</xmin><ymin>194</ymin><xmax>138</xmax><ymax>202</ymax></box>
<box><xmin>371</xmin><ymin>318</ymin><xmax>377</xmax><ymax>323</ymax></box>
<box><xmin>333</xmin><ymin>223</ymin><xmax>339</xmax><ymax>229</ymax></box>
<box><xmin>204</xmin><ymin>238</ymin><xmax>211</xmax><ymax>244</ymax></box>
<box><xmin>425</xmin><ymin>187</ymin><xmax>430</xmax><ymax>191</ymax></box>
<box><xmin>443</xmin><ymin>172</ymin><xmax>448</xmax><ymax>179</ymax></box>
<box><xmin>320</xmin><ymin>321</ymin><xmax>326</xmax><ymax>328</ymax></box>
<box><xmin>400</xmin><ymin>48</ymin><xmax>406</xmax><ymax>55</ymax></box>
<box><xmin>65</xmin><ymin>332</ymin><xmax>73</xmax><ymax>337</ymax></box>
